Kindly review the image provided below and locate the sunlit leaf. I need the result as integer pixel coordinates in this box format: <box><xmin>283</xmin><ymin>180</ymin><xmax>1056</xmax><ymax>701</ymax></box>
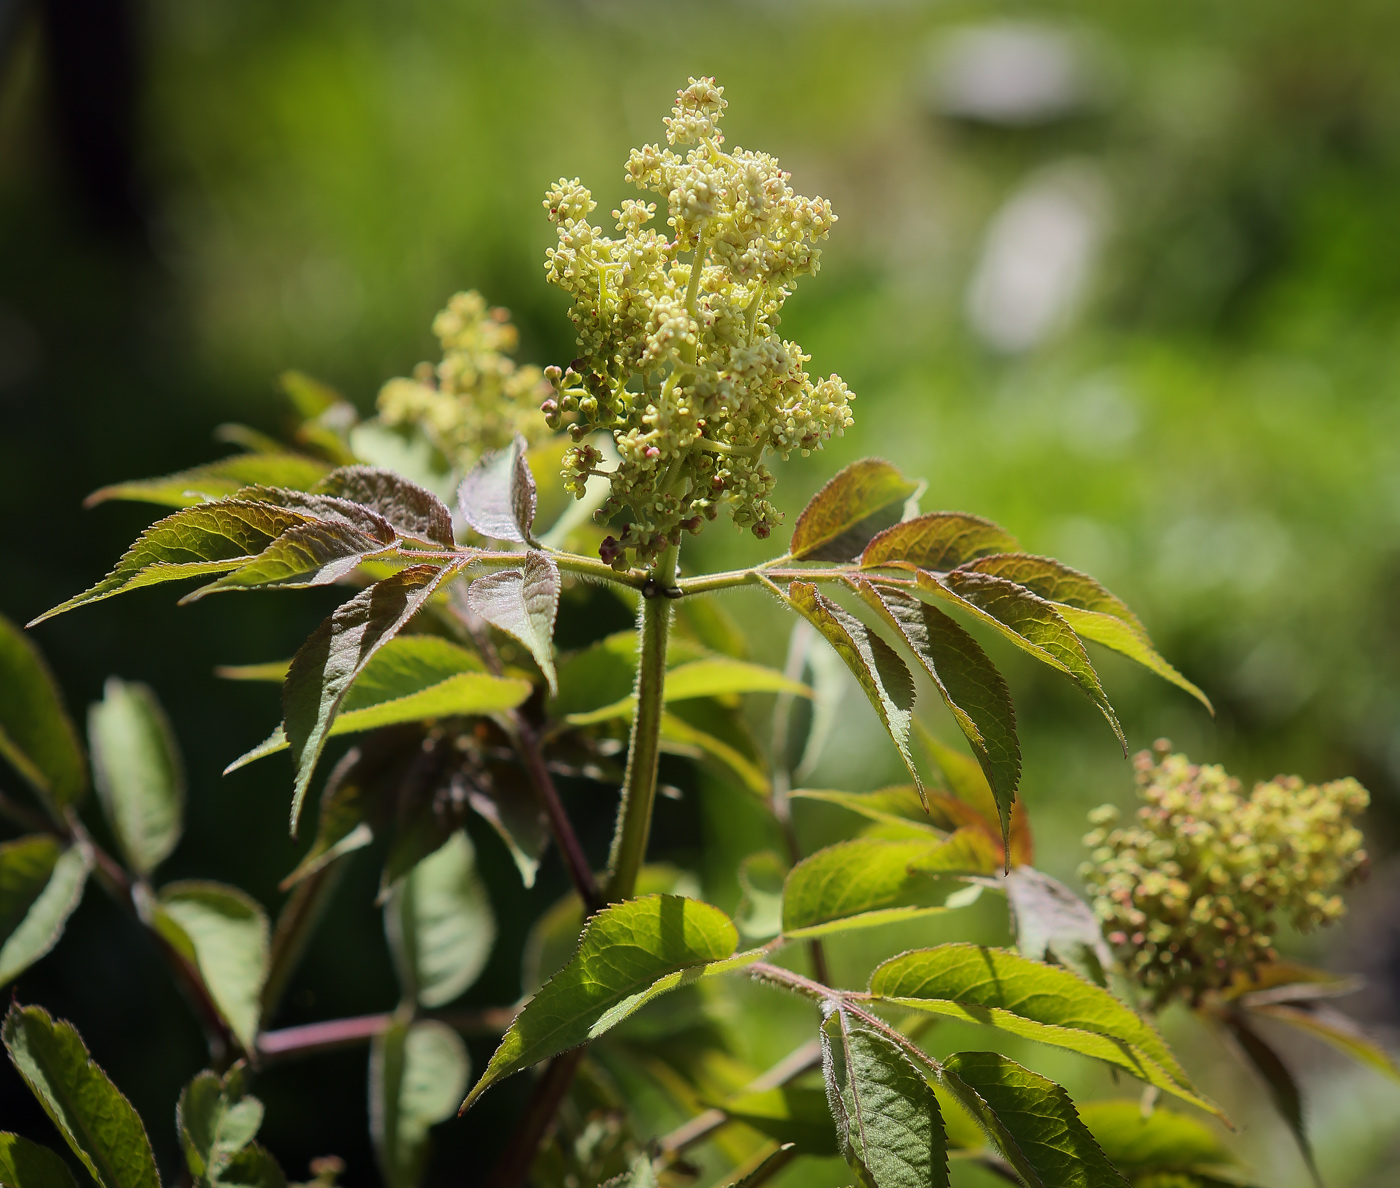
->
<box><xmin>457</xmin><ymin>433</ymin><xmax>536</xmax><ymax>543</ymax></box>
<box><xmin>1078</xmin><ymin>1100</ymin><xmax>1233</xmax><ymax>1176</ymax></box>
<box><xmin>0</xmin><ymin>1133</ymin><xmax>79</xmax><ymax>1188</ymax></box>
<box><xmin>787</xmin><ymin>582</ymin><xmax>922</xmax><ymax>796</ymax></box>
<box><xmin>861</xmin><ymin>512</ymin><xmax>1017</xmax><ymax>571</ymax></box>
<box><xmin>790</xmin><ymin>458</ymin><xmax>920</xmax><ymax>561</ymax></box>
<box><xmin>1002</xmin><ymin>868</ymin><xmax>1115</xmax><ymax>988</ymax></box>
<box><xmin>465</xmin><ymin>551</ymin><xmax>561</xmax><ymax>694</ymax></box>
<box><xmin>565</xmin><ymin>657</ymin><xmax>810</xmax><ymax>726</ymax></box>
<box><xmin>463</xmin><ymin>894</ymin><xmax>751</xmax><ymax>1111</ymax></box>
<box><xmin>313</xmin><ymin>466</ymin><xmax>456</xmax><ymax>547</ymax></box>
<box><xmin>938</xmin><ymin>1052</ymin><xmax>1128</xmax><ymax>1188</ymax></box>
<box><xmin>869</xmin><ymin>945</ymin><xmax>1213</xmax><ymax>1112</ymax></box>
<box><xmin>2</xmin><ymin>1004</ymin><xmax>160</xmax><ymax>1188</ymax></box>
<box><xmin>154</xmin><ymin>881</ymin><xmax>270</xmax><ymax>1053</ymax></box>
<box><xmin>0</xmin><ymin>614</ymin><xmax>87</xmax><ymax>813</ymax></box>
<box><xmin>0</xmin><ymin>838</ymin><xmax>91</xmax><ymax>987</ymax></box>
<box><xmin>187</xmin><ymin>521</ymin><xmax>396</xmax><ymax>600</ymax></box>
<box><xmin>821</xmin><ymin>1009</ymin><xmax>948</xmax><ymax>1188</ymax></box>
<box><xmin>386</xmin><ymin>831</ymin><xmax>495</xmax><ymax>1009</ymax></box>
<box><xmin>85</xmin><ymin>454</ymin><xmax>330</xmax><ymax>509</ymax></box>
<box><xmin>370</xmin><ymin>1017</ymin><xmax>470</xmax><ymax>1188</ymax></box>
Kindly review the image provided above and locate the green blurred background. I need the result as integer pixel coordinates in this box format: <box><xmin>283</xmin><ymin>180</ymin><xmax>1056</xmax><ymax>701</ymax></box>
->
<box><xmin>3</xmin><ymin>0</ymin><xmax>1400</xmax><ymax>1184</ymax></box>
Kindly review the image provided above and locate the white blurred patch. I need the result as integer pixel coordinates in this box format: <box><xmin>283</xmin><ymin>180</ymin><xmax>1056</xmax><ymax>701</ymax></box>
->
<box><xmin>926</xmin><ymin>23</ymin><xmax>1104</xmax><ymax>126</ymax></box>
<box><xmin>966</xmin><ymin>165</ymin><xmax>1108</xmax><ymax>353</ymax></box>
<box><xmin>1061</xmin><ymin>374</ymin><xmax>1140</xmax><ymax>457</ymax></box>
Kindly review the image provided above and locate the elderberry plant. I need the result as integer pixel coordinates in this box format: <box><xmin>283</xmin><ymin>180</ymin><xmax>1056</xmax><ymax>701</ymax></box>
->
<box><xmin>1</xmin><ymin>77</ymin><xmax>1392</xmax><ymax>1188</ymax></box>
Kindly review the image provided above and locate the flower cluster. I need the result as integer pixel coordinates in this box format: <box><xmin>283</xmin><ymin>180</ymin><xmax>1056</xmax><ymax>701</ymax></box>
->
<box><xmin>376</xmin><ymin>290</ymin><xmax>550</xmax><ymax>471</ymax></box>
<box><xmin>1080</xmin><ymin>742</ymin><xmax>1369</xmax><ymax>1005</ymax></box>
<box><xmin>541</xmin><ymin>77</ymin><xmax>855</xmax><ymax>570</ymax></box>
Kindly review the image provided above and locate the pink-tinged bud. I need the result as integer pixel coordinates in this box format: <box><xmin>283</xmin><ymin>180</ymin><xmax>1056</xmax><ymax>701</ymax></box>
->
<box><xmin>644</xmin><ymin>446</ymin><xmax>661</xmax><ymax>459</ymax></box>
<box><xmin>598</xmin><ymin>536</ymin><xmax>623</xmax><ymax>566</ymax></box>
<box><xmin>752</xmin><ymin>521</ymin><xmax>771</xmax><ymax>539</ymax></box>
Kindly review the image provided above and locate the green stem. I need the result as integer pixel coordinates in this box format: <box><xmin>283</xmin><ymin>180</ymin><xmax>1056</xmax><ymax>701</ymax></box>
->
<box><xmin>604</xmin><ymin>542</ymin><xmax>679</xmax><ymax>900</ymax></box>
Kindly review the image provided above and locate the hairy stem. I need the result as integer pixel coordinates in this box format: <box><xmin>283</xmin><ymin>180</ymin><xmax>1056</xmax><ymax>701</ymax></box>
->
<box><xmin>604</xmin><ymin>542</ymin><xmax>678</xmax><ymax>901</ymax></box>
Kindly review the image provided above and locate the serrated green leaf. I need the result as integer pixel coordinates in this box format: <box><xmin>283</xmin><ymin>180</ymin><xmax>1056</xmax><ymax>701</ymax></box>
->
<box><xmin>463</xmin><ymin>894</ymin><xmax>748</xmax><ymax>1111</ymax></box>
<box><xmin>457</xmin><ymin>433</ymin><xmax>535</xmax><ymax>543</ymax></box>
<box><xmin>791</xmin><ymin>459</ymin><xmax>920</xmax><ymax>562</ymax></box>
<box><xmin>861</xmin><ymin>513</ymin><xmax>1017</xmax><ymax>571</ymax></box>
<box><xmin>939</xmin><ymin>1051</ymin><xmax>1128</xmax><ymax>1188</ymax></box>
<box><xmin>30</xmin><ymin>502</ymin><xmax>316</xmax><ymax>624</ymax></box>
<box><xmin>370</xmin><ymin>1017</ymin><xmax>469</xmax><ymax>1188</ymax></box>
<box><xmin>1078</xmin><ymin>1100</ymin><xmax>1233</xmax><ymax>1175</ymax></box>
<box><xmin>465</xmin><ymin>552</ymin><xmax>560</xmax><ymax>694</ymax></box>
<box><xmin>154</xmin><ymin>882</ymin><xmax>269</xmax><ymax>1053</ymax></box>
<box><xmin>386</xmin><ymin>831</ymin><xmax>495</xmax><ymax>1009</ymax></box>
<box><xmin>85</xmin><ymin>455</ymin><xmax>330</xmax><ymax>510</ymax></box>
<box><xmin>856</xmin><ymin>583</ymin><xmax>1019</xmax><ymax>845</ymax></box>
<box><xmin>281</xmin><ymin>564</ymin><xmax>462</xmax><ymax>832</ymax></box>
<box><xmin>0</xmin><ymin>838</ymin><xmax>92</xmax><ymax>987</ymax></box>
<box><xmin>1248</xmin><ymin>1002</ymin><xmax>1400</xmax><ymax>1081</ymax></box>
<box><xmin>177</xmin><ymin>1064</ymin><xmax>265</xmax><ymax>1184</ymax></box>
<box><xmin>869</xmin><ymin>945</ymin><xmax>1212</xmax><ymax>1112</ymax></box>
<box><xmin>906</xmin><ymin>569</ymin><xmax>1124</xmax><ymax>750</ymax></box>
<box><xmin>314</xmin><ymin>466</ymin><xmax>455</xmax><ymax>546</ymax></box>
<box><xmin>187</xmin><ymin>522</ymin><xmax>396</xmax><ymax>601</ymax></box>
<box><xmin>821</xmin><ymin>1009</ymin><xmax>948</xmax><ymax>1188</ymax></box>
<box><xmin>787</xmin><ymin>582</ymin><xmax>922</xmax><ymax>795</ymax></box>
<box><xmin>961</xmin><ymin>553</ymin><xmax>1212</xmax><ymax>713</ymax></box>
<box><xmin>87</xmin><ymin>679</ymin><xmax>184</xmax><ymax>877</ymax></box>
<box><xmin>2</xmin><ymin>1004</ymin><xmax>160</xmax><ymax>1188</ymax></box>
<box><xmin>1003</xmin><ymin>868</ymin><xmax>1115</xmax><ymax>987</ymax></box>
<box><xmin>782</xmin><ymin>836</ymin><xmax>989</xmax><ymax>939</ymax></box>
<box><xmin>0</xmin><ymin>615</ymin><xmax>86</xmax><ymax>812</ymax></box>
<box><xmin>0</xmin><ymin>1133</ymin><xmax>80</xmax><ymax>1188</ymax></box>
<box><xmin>565</xmin><ymin>657</ymin><xmax>810</xmax><ymax>726</ymax></box>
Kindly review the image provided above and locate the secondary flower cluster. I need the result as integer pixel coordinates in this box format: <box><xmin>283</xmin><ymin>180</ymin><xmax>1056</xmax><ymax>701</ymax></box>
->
<box><xmin>1081</xmin><ymin>742</ymin><xmax>1369</xmax><ymax>1005</ymax></box>
<box><xmin>541</xmin><ymin>76</ymin><xmax>855</xmax><ymax>569</ymax></box>
<box><xmin>377</xmin><ymin>290</ymin><xmax>550</xmax><ymax>472</ymax></box>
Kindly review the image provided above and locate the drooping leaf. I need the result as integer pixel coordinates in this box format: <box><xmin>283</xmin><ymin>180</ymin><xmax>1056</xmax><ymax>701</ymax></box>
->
<box><xmin>313</xmin><ymin>466</ymin><xmax>456</xmax><ymax>547</ymax></box>
<box><xmin>87</xmin><ymin>679</ymin><xmax>184</xmax><ymax>877</ymax></box>
<box><xmin>821</xmin><ymin>1009</ymin><xmax>948</xmax><ymax>1188</ymax></box>
<box><xmin>462</xmin><ymin>894</ymin><xmax>749</xmax><ymax>1111</ymax></box>
<box><xmin>959</xmin><ymin>553</ymin><xmax>1212</xmax><ymax>712</ymax></box>
<box><xmin>1077</xmin><ymin>1100</ymin><xmax>1233</xmax><ymax>1176</ymax></box>
<box><xmin>465</xmin><ymin>552</ymin><xmax>561</xmax><ymax>694</ymax></box>
<box><xmin>564</xmin><ymin>656</ymin><xmax>810</xmax><ymax>726</ymax></box>
<box><xmin>386</xmin><ymin>831</ymin><xmax>495</xmax><ymax>1009</ymax></box>
<box><xmin>861</xmin><ymin>513</ymin><xmax>1018</xmax><ymax>572</ymax></box>
<box><xmin>735</xmin><ymin>851</ymin><xmax>788</xmax><ymax>941</ymax></box>
<box><xmin>2</xmin><ymin>1004</ymin><xmax>160</xmax><ymax>1188</ymax></box>
<box><xmin>457</xmin><ymin>433</ymin><xmax>536</xmax><ymax>543</ymax></box>
<box><xmin>0</xmin><ymin>1133</ymin><xmax>80</xmax><ymax>1188</ymax></box>
<box><xmin>153</xmin><ymin>882</ymin><xmax>270</xmax><ymax>1053</ymax></box>
<box><xmin>1247</xmin><ymin>1002</ymin><xmax>1400</xmax><ymax>1081</ymax></box>
<box><xmin>938</xmin><ymin>1052</ymin><xmax>1128</xmax><ymax>1188</ymax></box>
<box><xmin>0</xmin><ymin>615</ymin><xmax>86</xmax><ymax>812</ymax></box>
<box><xmin>916</xmin><ymin>730</ymin><xmax>1032</xmax><ymax>866</ymax></box>
<box><xmin>465</xmin><ymin>767</ymin><xmax>550</xmax><ymax>889</ymax></box>
<box><xmin>782</xmin><ymin>836</ymin><xmax>989</xmax><ymax>939</ymax></box>
<box><xmin>868</xmin><ymin>945</ymin><xmax>1212</xmax><ymax>1112</ymax></box>
<box><xmin>856</xmin><ymin>583</ymin><xmax>1019</xmax><ymax>843</ymax></box>
<box><xmin>787</xmin><ymin>582</ymin><xmax>922</xmax><ymax>795</ymax></box>
<box><xmin>177</xmin><ymin>1063</ymin><xmax>265</xmax><ymax>1183</ymax></box>
<box><xmin>85</xmin><ymin>454</ymin><xmax>330</xmax><ymax>509</ymax></box>
<box><xmin>370</xmin><ymin>1017</ymin><xmax>470</xmax><ymax>1188</ymax></box>
<box><xmin>30</xmin><ymin>502</ymin><xmax>316</xmax><ymax>624</ymax></box>
<box><xmin>909</xmin><ymin>569</ymin><xmax>1124</xmax><ymax>750</ymax></box>
<box><xmin>0</xmin><ymin>838</ymin><xmax>92</xmax><ymax>987</ymax></box>
<box><xmin>790</xmin><ymin>459</ymin><xmax>920</xmax><ymax>562</ymax></box>
<box><xmin>186</xmin><ymin>522</ymin><xmax>396</xmax><ymax>601</ymax></box>
<box><xmin>281</xmin><ymin>563</ymin><xmax>462</xmax><ymax>832</ymax></box>
<box><xmin>1002</xmin><ymin>868</ymin><xmax>1115</xmax><ymax>987</ymax></box>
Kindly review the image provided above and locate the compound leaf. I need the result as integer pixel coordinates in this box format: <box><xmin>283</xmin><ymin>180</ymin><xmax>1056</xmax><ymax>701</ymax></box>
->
<box><xmin>313</xmin><ymin>466</ymin><xmax>455</xmax><ymax>547</ymax></box>
<box><xmin>457</xmin><ymin>434</ymin><xmax>535</xmax><ymax>544</ymax></box>
<box><xmin>187</xmin><ymin>521</ymin><xmax>395</xmax><ymax>600</ymax></box>
<box><xmin>2</xmin><ymin>1003</ymin><xmax>160</xmax><ymax>1188</ymax></box>
<box><xmin>370</xmin><ymin>1017</ymin><xmax>469</xmax><ymax>1188</ymax></box>
<box><xmin>861</xmin><ymin>513</ymin><xmax>1017</xmax><ymax>572</ymax></box>
<box><xmin>154</xmin><ymin>882</ymin><xmax>270</xmax><ymax>1054</ymax></box>
<box><xmin>939</xmin><ymin>1052</ymin><xmax>1127</xmax><ymax>1188</ymax></box>
<box><xmin>465</xmin><ymin>552</ymin><xmax>561</xmax><ymax>694</ymax></box>
<box><xmin>88</xmin><ymin>679</ymin><xmax>184</xmax><ymax>877</ymax></box>
<box><xmin>85</xmin><ymin>454</ymin><xmax>330</xmax><ymax>510</ymax></box>
<box><xmin>869</xmin><ymin>945</ymin><xmax>1212</xmax><ymax>1112</ymax></box>
<box><xmin>0</xmin><ymin>838</ymin><xmax>92</xmax><ymax>987</ymax></box>
<box><xmin>0</xmin><ymin>615</ymin><xmax>86</xmax><ymax>813</ymax></box>
<box><xmin>386</xmin><ymin>831</ymin><xmax>495</xmax><ymax>1009</ymax></box>
<box><xmin>462</xmin><ymin>894</ymin><xmax>747</xmax><ymax>1111</ymax></box>
<box><xmin>0</xmin><ymin>1133</ymin><xmax>79</xmax><ymax>1188</ymax></box>
<box><xmin>791</xmin><ymin>459</ymin><xmax>919</xmax><ymax>562</ymax></box>
<box><xmin>821</xmin><ymin>1009</ymin><xmax>948</xmax><ymax>1188</ymax></box>
<box><xmin>787</xmin><ymin>582</ymin><xmax>922</xmax><ymax>796</ymax></box>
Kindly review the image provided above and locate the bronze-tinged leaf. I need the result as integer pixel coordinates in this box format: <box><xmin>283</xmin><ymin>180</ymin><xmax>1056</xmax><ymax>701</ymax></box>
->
<box><xmin>790</xmin><ymin>459</ymin><xmax>919</xmax><ymax>562</ymax></box>
<box><xmin>862</xmin><ymin>513</ymin><xmax>1018</xmax><ymax>571</ymax></box>
<box><xmin>313</xmin><ymin>466</ymin><xmax>456</xmax><ymax>547</ymax></box>
<box><xmin>457</xmin><ymin>434</ymin><xmax>537</xmax><ymax>544</ymax></box>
